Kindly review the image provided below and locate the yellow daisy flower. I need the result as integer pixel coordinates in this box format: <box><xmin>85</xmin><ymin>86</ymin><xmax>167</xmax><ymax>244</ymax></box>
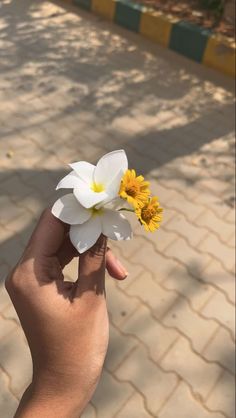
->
<box><xmin>119</xmin><ymin>169</ymin><xmax>150</xmax><ymax>208</ymax></box>
<box><xmin>135</xmin><ymin>196</ymin><xmax>163</xmax><ymax>232</ymax></box>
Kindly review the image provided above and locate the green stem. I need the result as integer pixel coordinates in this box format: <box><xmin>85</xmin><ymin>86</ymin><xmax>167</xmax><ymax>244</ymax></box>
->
<box><xmin>118</xmin><ymin>208</ymin><xmax>135</xmax><ymax>213</ymax></box>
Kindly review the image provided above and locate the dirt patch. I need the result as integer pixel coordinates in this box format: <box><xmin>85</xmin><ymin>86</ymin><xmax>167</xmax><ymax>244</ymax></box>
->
<box><xmin>134</xmin><ymin>0</ymin><xmax>235</xmax><ymax>39</ymax></box>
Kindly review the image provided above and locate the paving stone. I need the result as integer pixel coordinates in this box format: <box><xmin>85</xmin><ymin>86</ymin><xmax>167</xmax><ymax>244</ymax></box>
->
<box><xmin>122</xmin><ymin>304</ymin><xmax>178</xmax><ymax>362</ymax></box>
<box><xmin>0</xmin><ymin>1</ymin><xmax>235</xmax><ymax>417</ymax></box>
<box><xmin>0</xmin><ymin>329</ymin><xmax>32</xmax><ymax>396</ymax></box>
<box><xmin>0</xmin><ymin>316</ymin><xmax>17</xmax><ymax>340</ymax></box>
<box><xmin>115</xmin><ymin>392</ymin><xmax>151</xmax><ymax>418</ymax></box>
<box><xmin>92</xmin><ymin>370</ymin><xmax>134</xmax><ymax>418</ymax></box>
<box><xmin>162</xmin><ymin>264</ymin><xmax>216</xmax><ymax>311</ymax></box>
<box><xmin>162</xmin><ymin>296</ymin><xmax>218</xmax><ymax>352</ymax></box>
<box><xmin>125</xmin><ymin>271</ymin><xmax>177</xmax><ymax>320</ymax></box>
<box><xmin>130</xmin><ymin>244</ymin><xmax>179</xmax><ymax>284</ymax></box>
<box><xmin>106</xmin><ymin>282</ymin><xmax>140</xmax><ymax>327</ymax></box>
<box><xmin>0</xmin><ymin>371</ymin><xmax>18</xmax><ymax>418</ymax></box>
<box><xmin>206</xmin><ymin>370</ymin><xmax>235</xmax><ymax>418</ymax></box>
<box><xmin>200</xmin><ymin>259</ymin><xmax>235</xmax><ymax>304</ymax></box>
<box><xmin>2</xmin><ymin>304</ymin><xmax>20</xmax><ymax>326</ymax></box>
<box><xmin>198</xmin><ymin>233</ymin><xmax>235</xmax><ymax>273</ymax></box>
<box><xmin>225</xmin><ymin>207</ymin><xmax>235</xmax><ymax>224</ymax></box>
<box><xmin>115</xmin><ymin>346</ymin><xmax>178</xmax><ymax>415</ymax></box>
<box><xmin>137</xmin><ymin>228</ymin><xmax>178</xmax><ymax>253</ymax></box>
<box><xmin>0</xmin><ymin>196</ymin><xmax>25</xmax><ymax>225</ymax></box>
<box><xmin>194</xmin><ymin>209</ymin><xmax>234</xmax><ymax>245</ymax></box>
<box><xmin>81</xmin><ymin>403</ymin><xmax>97</xmax><ymax>418</ymax></box>
<box><xmin>0</xmin><ymin>175</ymin><xmax>34</xmax><ymax>203</ymax></box>
<box><xmin>202</xmin><ymin>327</ymin><xmax>235</xmax><ymax>374</ymax></box>
<box><xmin>161</xmin><ymin>337</ymin><xmax>222</xmax><ymax>401</ymax></box>
<box><xmin>105</xmin><ymin>323</ymin><xmax>138</xmax><ymax>372</ymax></box>
<box><xmin>159</xmin><ymin>381</ymin><xmax>223</xmax><ymax>418</ymax></box>
<box><xmin>165</xmin><ymin>213</ymin><xmax>208</xmax><ymax>247</ymax></box>
<box><xmin>0</xmin><ymin>234</ymin><xmax>24</xmax><ymax>268</ymax></box>
<box><xmin>164</xmin><ymin>190</ymin><xmax>206</xmax><ymax>222</ymax></box>
<box><xmin>201</xmin><ymin>292</ymin><xmax>235</xmax><ymax>338</ymax></box>
<box><xmin>165</xmin><ymin>237</ymin><xmax>212</xmax><ymax>278</ymax></box>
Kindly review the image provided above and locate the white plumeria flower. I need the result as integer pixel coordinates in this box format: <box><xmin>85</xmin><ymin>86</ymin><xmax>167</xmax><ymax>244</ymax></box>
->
<box><xmin>52</xmin><ymin>150</ymin><xmax>132</xmax><ymax>253</ymax></box>
<box><xmin>56</xmin><ymin>150</ymin><xmax>128</xmax><ymax>209</ymax></box>
<box><xmin>52</xmin><ymin>193</ymin><xmax>132</xmax><ymax>253</ymax></box>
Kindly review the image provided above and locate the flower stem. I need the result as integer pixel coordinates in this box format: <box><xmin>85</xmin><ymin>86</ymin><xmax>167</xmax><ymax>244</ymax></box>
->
<box><xmin>118</xmin><ymin>208</ymin><xmax>135</xmax><ymax>213</ymax></box>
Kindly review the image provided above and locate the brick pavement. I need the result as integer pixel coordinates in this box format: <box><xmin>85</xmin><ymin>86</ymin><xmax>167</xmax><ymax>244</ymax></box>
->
<box><xmin>0</xmin><ymin>0</ymin><xmax>235</xmax><ymax>417</ymax></box>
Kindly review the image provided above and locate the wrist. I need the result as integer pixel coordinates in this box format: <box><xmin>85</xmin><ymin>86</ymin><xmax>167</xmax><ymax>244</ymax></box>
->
<box><xmin>15</xmin><ymin>383</ymin><xmax>86</xmax><ymax>418</ymax></box>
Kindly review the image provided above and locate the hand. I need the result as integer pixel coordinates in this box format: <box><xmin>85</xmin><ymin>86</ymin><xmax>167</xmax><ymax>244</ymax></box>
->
<box><xmin>5</xmin><ymin>209</ymin><xmax>128</xmax><ymax>418</ymax></box>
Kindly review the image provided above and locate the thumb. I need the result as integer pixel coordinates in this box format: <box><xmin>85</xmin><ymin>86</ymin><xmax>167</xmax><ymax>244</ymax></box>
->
<box><xmin>74</xmin><ymin>234</ymin><xmax>107</xmax><ymax>298</ymax></box>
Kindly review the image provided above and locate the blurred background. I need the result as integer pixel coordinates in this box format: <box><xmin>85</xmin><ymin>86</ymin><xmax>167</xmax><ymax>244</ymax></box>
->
<box><xmin>0</xmin><ymin>0</ymin><xmax>235</xmax><ymax>417</ymax></box>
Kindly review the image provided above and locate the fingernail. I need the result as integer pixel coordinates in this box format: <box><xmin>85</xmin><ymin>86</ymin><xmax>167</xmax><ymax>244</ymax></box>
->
<box><xmin>115</xmin><ymin>258</ymin><xmax>128</xmax><ymax>277</ymax></box>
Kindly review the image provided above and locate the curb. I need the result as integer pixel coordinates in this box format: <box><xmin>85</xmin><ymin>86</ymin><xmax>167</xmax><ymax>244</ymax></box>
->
<box><xmin>67</xmin><ymin>0</ymin><xmax>235</xmax><ymax>78</ymax></box>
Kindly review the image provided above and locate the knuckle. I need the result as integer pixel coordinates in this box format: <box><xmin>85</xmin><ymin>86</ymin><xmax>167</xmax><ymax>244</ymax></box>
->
<box><xmin>5</xmin><ymin>263</ymin><xmax>29</xmax><ymax>295</ymax></box>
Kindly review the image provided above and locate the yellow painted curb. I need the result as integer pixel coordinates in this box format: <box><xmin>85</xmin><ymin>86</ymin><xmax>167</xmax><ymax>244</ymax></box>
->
<box><xmin>92</xmin><ymin>0</ymin><xmax>116</xmax><ymax>20</ymax></box>
<box><xmin>140</xmin><ymin>9</ymin><xmax>177</xmax><ymax>48</ymax></box>
<box><xmin>203</xmin><ymin>34</ymin><xmax>235</xmax><ymax>77</ymax></box>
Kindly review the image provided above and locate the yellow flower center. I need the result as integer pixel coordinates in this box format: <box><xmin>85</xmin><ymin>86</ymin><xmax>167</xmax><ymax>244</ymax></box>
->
<box><xmin>90</xmin><ymin>182</ymin><xmax>105</xmax><ymax>193</ymax></box>
<box><xmin>119</xmin><ymin>169</ymin><xmax>150</xmax><ymax>208</ymax></box>
<box><xmin>126</xmin><ymin>183</ymin><xmax>139</xmax><ymax>198</ymax></box>
<box><xmin>141</xmin><ymin>207</ymin><xmax>156</xmax><ymax>223</ymax></box>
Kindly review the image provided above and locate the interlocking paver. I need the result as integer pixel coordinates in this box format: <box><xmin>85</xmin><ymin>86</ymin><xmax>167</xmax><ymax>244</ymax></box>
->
<box><xmin>0</xmin><ymin>0</ymin><xmax>235</xmax><ymax>417</ymax></box>
<box><xmin>0</xmin><ymin>316</ymin><xmax>17</xmax><ymax>340</ymax></box>
<box><xmin>0</xmin><ymin>175</ymin><xmax>34</xmax><ymax>204</ymax></box>
<box><xmin>0</xmin><ymin>269</ymin><xmax>11</xmax><ymax>313</ymax></box>
<box><xmin>121</xmin><ymin>304</ymin><xmax>179</xmax><ymax>362</ymax></box>
<box><xmin>198</xmin><ymin>233</ymin><xmax>235</xmax><ymax>273</ymax></box>
<box><xmin>115</xmin><ymin>346</ymin><xmax>178</xmax><ymax>415</ymax></box>
<box><xmin>165</xmin><ymin>237</ymin><xmax>212</xmax><ymax>277</ymax></box>
<box><xmin>115</xmin><ymin>392</ymin><xmax>151</xmax><ymax>417</ymax></box>
<box><xmin>105</xmin><ymin>323</ymin><xmax>138</xmax><ymax>372</ymax></box>
<box><xmin>124</xmin><ymin>271</ymin><xmax>177</xmax><ymax>320</ymax></box>
<box><xmin>0</xmin><ymin>371</ymin><xmax>18</xmax><ymax>418</ymax></box>
<box><xmin>159</xmin><ymin>381</ymin><xmax>223</xmax><ymax>418</ymax></box>
<box><xmin>162</xmin><ymin>264</ymin><xmax>216</xmax><ymax>311</ymax></box>
<box><xmin>165</xmin><ymin>213</ymin><xmax>209</xmax><ymax>247</ymax></box>
<box><xmin>200</xmin><ymin>259</ymin><xmax>235</xmax><ymax>304</ymax></box>
<box><xmin>206</xmin><ymin>370</ymin><xmax>235</xmax><ymax>418</ymax></box>
<box><xmin>194</xmin><ymin>208</ymin><xmax>234</xmax><ymax>246</ymax></box>
<box><xmin>0</xmin><ymin>329</ymin><xmax>32</xmax><ymax>397</ymax></box>
<box><xmin>130</xmin><ymin>243</ymin><xmax>180</xmax><ymax>284</ymax></box>
<box><xmin>161</xmin><ymin>337</ymin><xmax>223</xmax><ymax>401</ymax></box>
<box><xmin>106</xmin><ymin>280</ymin><xmax>140</xmax><ymax>327</ymax></box>
<box><xmin>200</xmin><ymin>292</ymin><xmax>235</xmax><ymax>338</ymax></box>
<box><xmin>0</xmin><ymin>196</ymin><xmax>25</xmax><ymax>225</ymax></box>
<box><xmin>162</xmin><ymin>296</ymin><xmax>219</xmax><ymax>353</ymax></box>
<box><xmin>92</xmin><ymin>370</ymin><xmax>134</xmax><ymax>418</ymax></box>
<box><xmin>81</xmin><ymin>403</ymin><xmax>97</xmax><ymax>418</ymax></box>
<box><xmin>2</xmin><ymin>304</ymin><xmax>20</xmax><ymax>326</ymax></box>
<box><xmin>202</xmin><ymin>326</ymin><xmax>235</xmax><ymax>374</ymax></box>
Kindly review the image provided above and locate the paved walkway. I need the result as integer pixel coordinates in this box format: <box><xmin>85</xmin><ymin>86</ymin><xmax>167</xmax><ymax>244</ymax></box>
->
<box><xmin>0</xmin><ymin>1</ymin><xmax>235</xmax><ymax>417</ymax></box>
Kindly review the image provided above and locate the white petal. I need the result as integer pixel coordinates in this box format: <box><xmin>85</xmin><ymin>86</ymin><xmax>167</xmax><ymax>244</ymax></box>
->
<box><xmin>74</xmin><ymin>186</ymin><xmax>108</xmax><ymax>209</ymax></box>
<box><xmin>51</xmin><ymin>194</ymin><xmax>92</xmax><ymax>225</ymax></box>
<box><xmin>94</xmin><ymin>150</ymin><xmax>128</xmax><ymax>186</ymax></box>
<box><xmin>95</xmin><ymin>170</ymin><xmax>123</xmax><ymax>209</ymax></box>
<box><xmin>105</xmin><ymin>169</ymin><xmax>123</xmax><ymax>201</ymax></box>
<box><xmin>56</xmin><ymin>172</ymin><xmax>81</xmax><ymax>190</ymax></box>
<box><xmin>101</xmin><ymin>209</ymin><xmax>133</xmax><ymax>241</ymax></box>
<box><xmin>69</xmin><ymin>161</ymin><xmax>95</xmax><ymax>184</ymax></box>
<box><xmin>69</xmin><ymin>216</ymin><xmax>102</xmax><ymax>253</ymax></box>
